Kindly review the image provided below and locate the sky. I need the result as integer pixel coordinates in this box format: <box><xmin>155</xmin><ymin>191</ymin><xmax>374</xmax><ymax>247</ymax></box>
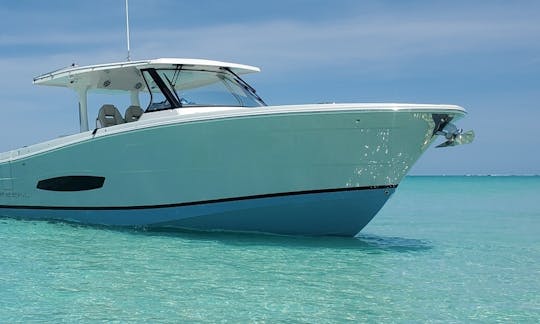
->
<box><xmin>0</xmin><ymin>0</ymin><xmax>539</xmax><ymax>175</ymax></box>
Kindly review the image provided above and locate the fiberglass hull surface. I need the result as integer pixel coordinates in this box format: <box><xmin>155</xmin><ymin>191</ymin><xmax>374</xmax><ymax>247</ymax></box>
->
<box><xmin>0</xmin><ymin>187</ymin><xmax>395</xmax><ymax>236</ymax></box>
<box><xmin>0</xmin><ymin>105</ymin><xmax>464</xmax><ymax>236</ymax></box>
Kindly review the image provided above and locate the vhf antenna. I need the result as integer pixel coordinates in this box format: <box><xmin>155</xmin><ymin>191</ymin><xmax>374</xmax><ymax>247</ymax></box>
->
<box><xmin>125</xmin><ymin>0</ymin><xmax>131</xmax><ymax>61</ymax></box>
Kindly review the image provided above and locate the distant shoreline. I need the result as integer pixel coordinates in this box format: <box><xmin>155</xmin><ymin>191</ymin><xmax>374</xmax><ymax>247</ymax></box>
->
<box><xmin>408</xmin><ymin>174</ymin><xmax>540</xmax><ymax>177</ymax></box>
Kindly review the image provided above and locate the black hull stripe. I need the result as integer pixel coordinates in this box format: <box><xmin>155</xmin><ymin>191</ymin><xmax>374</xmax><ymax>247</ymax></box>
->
<box><xmin>0</xmin><ymin>185</ymin><xmax>397</xmax><ymax>211</ymax></box>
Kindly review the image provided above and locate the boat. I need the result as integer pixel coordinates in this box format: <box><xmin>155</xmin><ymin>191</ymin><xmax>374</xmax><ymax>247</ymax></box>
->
<box><xmin>0</xmin><ymin>58</ymin><xmax>473</xmax><ymax>236</ymax></box>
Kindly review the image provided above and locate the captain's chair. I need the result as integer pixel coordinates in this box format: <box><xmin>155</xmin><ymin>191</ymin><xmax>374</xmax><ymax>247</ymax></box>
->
<box><xmin>96</xmin><ymin>104</ymin><xmax>125</xmax><ymax>128</ymax></box>
<box><xmin>124</xmin><ymin>105</ymin><xmax>144</xmax><ymax>122</ymax></box>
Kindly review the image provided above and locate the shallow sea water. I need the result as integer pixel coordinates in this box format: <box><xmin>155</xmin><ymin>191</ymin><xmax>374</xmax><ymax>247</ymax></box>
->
<box><xmin>1</xmin><ymin>176</ymin><xmax>539</xmax><ymax>322</ymax></box>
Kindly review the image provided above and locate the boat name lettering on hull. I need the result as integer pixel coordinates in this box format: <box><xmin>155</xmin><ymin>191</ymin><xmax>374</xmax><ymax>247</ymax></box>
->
<box><xmin>0</xmin><ymin>191</ymin><xmax>30</xmax><ymax>199</ymax></box>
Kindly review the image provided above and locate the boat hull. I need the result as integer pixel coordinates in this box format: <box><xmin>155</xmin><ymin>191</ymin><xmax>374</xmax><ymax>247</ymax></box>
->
<box><xmin>0</xmin><ymin>104</ymin><xmax>465</xmax><ymax>236</ymax></box>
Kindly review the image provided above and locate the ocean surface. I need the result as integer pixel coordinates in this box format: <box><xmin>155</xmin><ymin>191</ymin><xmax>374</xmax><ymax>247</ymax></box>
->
<box><xmin>1</xmin><ymin>176</ymin><xmax>539</xmax><ymax>322</ymax></box>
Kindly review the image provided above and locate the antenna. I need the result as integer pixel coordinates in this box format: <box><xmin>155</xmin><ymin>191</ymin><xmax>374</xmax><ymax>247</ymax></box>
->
<box><xmin>125</xmin><ymin>0</ymin><xmax>131</xmax><ymax>61</ymax></box>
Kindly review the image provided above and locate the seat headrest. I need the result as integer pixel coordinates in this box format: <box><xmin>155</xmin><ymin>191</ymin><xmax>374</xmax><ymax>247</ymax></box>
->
<box><xmin>125</xmin><ymin>105</ymin><xmax>144</xmax><ymax>122</ymax></box>
<box><xmin>100</xmin><ymin>104</ymin><xmax>120</xmax><ymax>115</ymax></box>
<box><xmin>97</xmin><ymin>104</ymin><xmax>125</xmax><ymax>127</ymax></box>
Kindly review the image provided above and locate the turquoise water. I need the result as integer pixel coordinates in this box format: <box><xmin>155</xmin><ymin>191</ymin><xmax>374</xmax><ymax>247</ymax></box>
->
<box><xmin>1</xmin><ymin>176</ymin><xmax>539</xmax><ymax>322</ymax></box>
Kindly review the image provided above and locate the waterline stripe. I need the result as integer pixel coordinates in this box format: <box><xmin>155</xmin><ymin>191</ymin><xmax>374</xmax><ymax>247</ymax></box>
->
<box><xmin>0</xmin><ymin>184</ymin><xmax>397</xmax><ymax>211</ymax></box>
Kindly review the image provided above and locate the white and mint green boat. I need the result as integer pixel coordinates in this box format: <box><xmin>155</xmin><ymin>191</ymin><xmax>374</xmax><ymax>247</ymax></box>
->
<box><xmin>0</xmin><ymin>58</ymin><xmax>473</xmax><ymax>236</ymax></box>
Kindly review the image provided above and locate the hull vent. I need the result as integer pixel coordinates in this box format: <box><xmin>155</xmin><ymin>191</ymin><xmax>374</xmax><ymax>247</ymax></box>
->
<box><xmin>37</xmin><ymin>176</ymin><xmax>105</xmax><ymax>192</ymax></box>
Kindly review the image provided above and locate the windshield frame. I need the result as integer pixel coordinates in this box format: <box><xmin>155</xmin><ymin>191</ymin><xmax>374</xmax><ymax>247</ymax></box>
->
<box><xmin>141</xmin><ymin>66</ymin><xmax>266</xmax><ymax>112</ymax></box>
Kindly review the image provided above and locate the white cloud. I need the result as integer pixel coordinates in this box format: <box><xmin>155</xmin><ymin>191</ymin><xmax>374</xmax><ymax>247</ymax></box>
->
<box><xmin>5</xmin><ymin>11</ymin><xmax>537</xmax><ymax>77</ymax></box>
<box><xmin>0</xmin><ymin>33</ymin><xmax>119</xmax><ymax>47</ymax></box>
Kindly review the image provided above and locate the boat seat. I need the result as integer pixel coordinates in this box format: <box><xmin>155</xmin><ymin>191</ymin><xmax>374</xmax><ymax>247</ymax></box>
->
<box><xmin>96</xmin><ymin>104</ymin><xmax>125</xmax><ymax>128</ymax></box>
<box><xmin>124</xmin><ymin>105</ymin><xmax>144</xmax><ymax>122</ymax></box>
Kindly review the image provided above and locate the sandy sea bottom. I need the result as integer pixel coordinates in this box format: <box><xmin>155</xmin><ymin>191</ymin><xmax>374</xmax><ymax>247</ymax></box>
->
<box><xmin>0</xmin><ymin>176</ymin><xmax>539</xmax><ymax>322</ymax></box>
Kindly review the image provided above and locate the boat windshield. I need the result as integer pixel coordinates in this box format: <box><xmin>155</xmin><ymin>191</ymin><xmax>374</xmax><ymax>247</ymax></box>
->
<box><xmin>141</xmin><ymin>68</ymin><xmax>266</xmax><ymax>111</ymax></box>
